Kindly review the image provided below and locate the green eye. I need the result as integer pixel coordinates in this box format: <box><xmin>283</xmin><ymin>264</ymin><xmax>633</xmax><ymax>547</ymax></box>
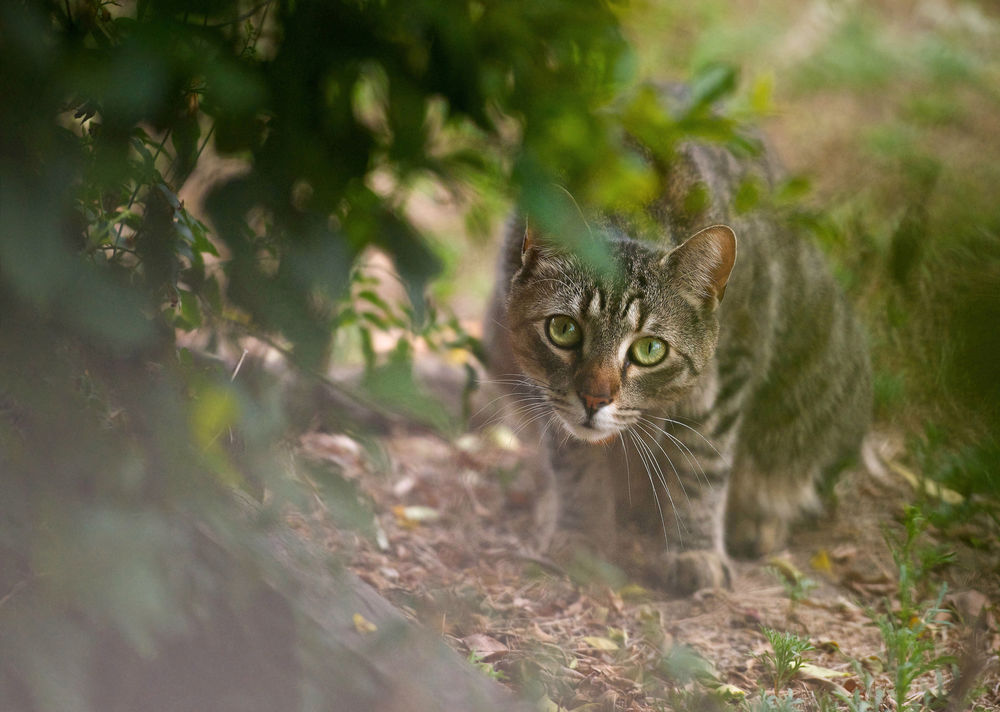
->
<box><xmin>546</xmin><ymin>315</ymin><xmax>582</xmax><ymax>348</ymax></box>
<box><xmin>629</xmin><ymin>336</ymin><xmax>668</xmax><ymax>366</ymax></box>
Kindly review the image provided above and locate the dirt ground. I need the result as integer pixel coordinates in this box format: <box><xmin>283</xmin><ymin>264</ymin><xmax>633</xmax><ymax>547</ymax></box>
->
<box><xmin>291</xmin><ymin>381</ymin><xmax>1000</xmax><ymax>711</ymax></box>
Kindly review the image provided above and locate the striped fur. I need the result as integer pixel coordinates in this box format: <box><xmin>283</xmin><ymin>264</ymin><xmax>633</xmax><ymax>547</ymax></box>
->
<box><xmin>484</xmin><ymin>134</ymin><xmax>871</xmax><ymax>594</ymax></box>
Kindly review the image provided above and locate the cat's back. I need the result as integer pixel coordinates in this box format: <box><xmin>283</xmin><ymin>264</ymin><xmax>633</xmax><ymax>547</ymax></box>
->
<box><xmin>664</xmin><ymin>137</ymin><xmax>871</xmax><ymax>480</ymax></box>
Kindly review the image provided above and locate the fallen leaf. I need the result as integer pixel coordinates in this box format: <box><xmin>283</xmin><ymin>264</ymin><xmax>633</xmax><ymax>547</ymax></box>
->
<box><xmin>713</xmin><ymin>683</ymin><xmax>747</xmax><ymax>701</ymax></box>
<box><xmin>810</xmin><ymin>549</ymin><xmax>833</xmax><ymax>575</ymax></box>
<box><xmin>353</xmin><ymin>612</ymin><xmax>377</xmax><ymax>634</ymax></box>
<box><xmin>798</xmin><ymin>663</ymin><xmax>849</xmax><ymax>680</ymax></box>
<box><xmin>767</xmin><ymin>556</ymin><xmax>805</xmax><ymax>584</ymax></box>
<box><xmin>661</xmin><ymin>644</ymin><xmax>721</xmax><ymax>686</ymax></box>
<box><xmin>618</xmin><ymin>583</ymin><xmax>651</xmax><ymax>601</ymax></box>
<box><xmin>888</xmin><ymin>460</ymin><xmax>964</xmax><ymax>505</ymax></box>
<box><xmin>582</xmin><ymin>636</ymin><xmax>619</xmax><ymax>651</ymax></box>
<box><xmin>299</xmin><ymin>432</ymin><xmax>363</xmax><ymax>468</ymax></box>
<box><xmin>374</xmin><ymin>516</ymin><xmax>389</xmax><ymax>551</ymax></box>
<box><xmin>829</xmin><ymin>544</ymin><xmax>858</xmax><ymax>562</ymax></box>
<box><xmin>462</xmin><ymin>634</ymin><xmax>509</xmax><ymax>662</ymax></box>
<box><xmin>485</xmin><ymin>424</ymin><xmax>520</xmax><ymax>451</ymax></box>
<box><xmin>453</xmin><ymin>433</ymin><xmax>480</xmax><ymax>453</ymax></box>
<box><xmin>392</xmin><ymin>504</ymin><xmax>441</xmax><ymax>527</ymax></box>
<box><xmin>815</xmin><ymin>639</ymin><xmax>841</xmax><ymax>654</ymax></box>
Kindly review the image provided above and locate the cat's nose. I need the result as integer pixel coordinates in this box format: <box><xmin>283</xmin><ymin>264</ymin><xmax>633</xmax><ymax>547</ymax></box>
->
<box><xmin>578</xmin><ymin>390</ymin><xmax>613</xmax><ymax>415</ymax></box>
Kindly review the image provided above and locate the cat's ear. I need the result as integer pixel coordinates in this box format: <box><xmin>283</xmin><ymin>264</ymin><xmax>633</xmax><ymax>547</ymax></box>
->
<box><xmin>521</xmin><ymin>220</ymin><xmax>541</xmax><ymax>259</ymax></box>
<box><xmin>663</xmin><ymin>224</ymin><xmax>737</xmax><ymax>306</ymax></box>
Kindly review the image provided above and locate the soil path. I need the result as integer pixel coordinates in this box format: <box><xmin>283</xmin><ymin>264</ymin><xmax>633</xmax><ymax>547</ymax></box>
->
<box><xmin>295</xmin><ymin>403</ymin><xmax>998</xmax><ymax>710</ymax></box>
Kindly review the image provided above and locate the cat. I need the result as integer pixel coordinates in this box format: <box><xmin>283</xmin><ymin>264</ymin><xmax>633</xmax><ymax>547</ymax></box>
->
<box><xmin>483</xmin><ymin>104</ymin><xmax>872</xmax><ymax>594</ymax></box>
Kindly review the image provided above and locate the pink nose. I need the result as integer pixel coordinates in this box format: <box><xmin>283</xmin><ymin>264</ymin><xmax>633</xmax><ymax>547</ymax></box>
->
<box><xmin>579</xmin><ymin>391</ymin><xmax>613</xmax><ymax>414</ymax></box>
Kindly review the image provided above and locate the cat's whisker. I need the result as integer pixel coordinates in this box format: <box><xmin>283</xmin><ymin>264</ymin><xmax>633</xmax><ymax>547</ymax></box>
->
<box><xmin>644</xmin><ymin>414</ymin><xmax>729</xmax><ymax>467</ymax></box>
<box><xmin>479</xmin><ymin>372</ymin><xmax>550</xmax><ymax>387</ymax></box>
<box><xmin>626</xmin><ymin>429</ymin><xmax>672</xmax><ymax>548</ymax></box>
<box><xmin>539</xmin><ymin>412</ymin><xmax>559</xmax><ymax>443</ymax></box>
<box><xmin>629</xmin><ymin>426</ymin><xmax>680</xmax><ymax>530</ymax></box>
<box><xmin>477</xmin><ymin>395</ymin><xmax>551</xmax><ymax>432</ymax></box>
<box><xmin>638</xmin><ymin>416</ymin><xmax>713</xmax><ymax>491</ymax></box>
<box><xmin>632</xmin><ymin>419</ymin><xmax>693</xmax><ymax>511</ymax></box>
<box><xmin>488</xmin><ymin>317</ymin><xmax>513</xmax><ymax>335</ymax></box>
<box><xmin>618</xmin><ymin>430</ymin><xmax>631</xmax><ymax>507</ymax></box>
<box><xmin>509</xmin><ymin>403</ymin><xmax>558</xmax><ymax>436</ymax></box>
<box><xmin>469</xmin><ymin>388</ymin><xmax>547</xmax><ymax>423</ymax></box>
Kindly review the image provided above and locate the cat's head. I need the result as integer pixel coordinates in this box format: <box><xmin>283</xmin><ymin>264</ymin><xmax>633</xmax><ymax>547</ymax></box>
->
<box><xmin>505</xmin><ymin>222</ymin><xmax>736</xmax><ymax>443</ymax></box>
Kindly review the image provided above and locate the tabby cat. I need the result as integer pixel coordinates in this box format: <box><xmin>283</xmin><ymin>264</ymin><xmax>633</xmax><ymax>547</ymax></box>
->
<box><xmin>484</xmin><ymin>112</ymin><xmax>871</xmax><ymax>594</ymax></box>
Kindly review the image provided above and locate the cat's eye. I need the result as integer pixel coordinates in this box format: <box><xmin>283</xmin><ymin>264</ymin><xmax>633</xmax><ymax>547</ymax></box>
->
<box><xmin>629</xmin><ymin>336</ymin><xmax>668</xmax><ymax>366</ymax></box>
<box><xmin>546</xmin><ymin>315</ymin><xmax>582</xmax><ymax>349</ymax></box>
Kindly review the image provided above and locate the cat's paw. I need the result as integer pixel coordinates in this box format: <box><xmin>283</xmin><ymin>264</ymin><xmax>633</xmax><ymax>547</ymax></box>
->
<box><xmin>725</xmin><ymin>510</ymin><xmax>789</xmax><ymax>559</ymax></box>
<box><xmin>663</xmin><ymin>549</ymin><xmax>732</xmax><ymax>595</ymax></box>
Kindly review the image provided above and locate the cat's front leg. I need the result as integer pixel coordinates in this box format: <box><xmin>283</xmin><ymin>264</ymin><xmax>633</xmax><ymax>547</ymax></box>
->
<box><xmin>539</xmin><ymin>433</ymin><xmax>618</xmax><ymax>567</ymax></box>
<box><xmin>635</xmin><ymin>429</ymin><xmax>733</xmax><ymax>595</ymax></box>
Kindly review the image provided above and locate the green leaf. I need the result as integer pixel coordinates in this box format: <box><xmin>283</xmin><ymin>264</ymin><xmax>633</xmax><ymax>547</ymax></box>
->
<box><xmin>176</xmin><ymin>289</ymin><xmax>202</xmax><ymax>330</ymax></box>
<box><xmin>689</xmin><ymin>63</ymin><xmax>738</xmax><ymax>108</ymax></box>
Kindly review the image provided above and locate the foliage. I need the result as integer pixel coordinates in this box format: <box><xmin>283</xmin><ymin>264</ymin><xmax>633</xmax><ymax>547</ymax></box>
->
<box><xmin>744</xmin><ymin>690</ymin><xmax>802</xmax><ymax>712</ymax></box>
<box><xmin>767</xmin><ymin>564</ymin><xmax>818</xmax><ymax>608</ymax></box>
<box><xmin>872</xmin><ymin>596</ymin><xmax>954</xmax><ymax>712</ymax></box>
<box><xmin>873</xmin><ymin>508</ymin><xmax>957</xmax><ymax>712</ymax></box>
<box><xmin>0</xmin><ymin>0</ymin><xmax>739</xmax><ymax>709</ymax></box>
<box><xmin>831</xmin><ymin>663</ymin><xmax>887</xmax><ymax>712</ymax></box>
<box><xmin>884</xmin><ymin>507</ymin><xmax>955</xmax><ymax>621</ymax></box>
<box><xmin>756</xmin><ymin>627</ymin><xmax>813</xmax><ymax>694</ymax></box>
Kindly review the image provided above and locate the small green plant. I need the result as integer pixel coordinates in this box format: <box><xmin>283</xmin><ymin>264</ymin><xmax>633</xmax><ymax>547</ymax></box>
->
<box><xmin>873</xmin><ymin>587</ymin><xmax>955</xmax><ymax>712</ymax></box>
<box><xmin>744</xmin><ymin>690</ymin><xmax>801</xmax><ymax>712</ymax></box>
<box><xmin>467</xmin><ymin>652</ymin><xmax>508</xmax><ymax>682</ymax></box>
<box><xmin>832</xmin><ymin>661</ymin><xmax>886</xmax><ymax>712</ymax></box>
<box><xmin>868</xmin><ymin>506</ymin><xmax>958</xmax><ymax>711</ymax></box>
<box><xmin>756</xmin><ymin>627</ymin><xmax>813</xmax><ymax>694</ymax></box>
<box><xmin>884</xmin><ymin>506</ymin><xmax>955</xmax><ymax>622</ymax></box>
<box><xmin>767</xmin><ymin>565</ymin><xmax>818</xmax><ymax>606</ymax></box>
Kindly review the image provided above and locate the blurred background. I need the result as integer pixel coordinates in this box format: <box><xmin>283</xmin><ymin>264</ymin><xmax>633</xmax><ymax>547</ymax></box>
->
<box><xmin>1</xmin><ymin>0</ymin><xmax>997</xmax><ymax>709</ymax></box>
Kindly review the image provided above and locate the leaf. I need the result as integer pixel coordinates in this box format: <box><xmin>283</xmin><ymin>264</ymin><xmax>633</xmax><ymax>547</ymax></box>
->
<box><xmin>357</xmin><ymin>289</ymin><xmax>391</xmax><ymax>313</ymax></box>
<box><xmin>352</xmin><ymin>612</ymin><xmax>377</xmax><ymax>634</ymax></box>
<box><xmin>484</xmin><ymin>425</ymin><xmax>520</xmax><ymax>451</ymax></box>
<box><xmin>660</xmin><ymin>644</ymin><xmax>720</xmax><ymax>686</ymax></box>
<box><xmin>767</xmin><ymin>556</ymin><xmax>806</xmax><ymax>584</ymax></box>
<box><xmin>176</xmin><ymin>289</ymin><xmax>202</xmax><ymax>330</ymax></box>
<box><xmin>462</xmin><ymin>634</ymin><xmax>508</xmax><ymax>662</ymax></box>
<box><xmin>888</xmin><ymin>460</ymin><xmax>964</xmax><ymax>505</ymax></box>
<box><xmin>688</xmin><ymin>63</ymin><xmax>738</xmax><ymax>108</ymax></box>
<box><xmin>581</xmin><ymin>636</ymin><xmax>619</xmax><ymax>651</ymax></box>
<box><xmin>712</xmin><ymin>683</ymin><xmax>747</xmax><ymax>701</ymax></box>
<box><xmin>392</xmin><ymin>505</ymin><xmax>441</xmax><ymax>527</ymax></box>
<box><xmin>798</xmin><ymin>663</ymin><xmax>850</xmax><ymax>680</ymax></box>
<box><xmin>749</xmin><ymin>71</ymin><xmax>774</xmax><ymax>114</ymax></box>
<box><xmin>810</xmin><ymin>549</ymin><xmax>833</xmax><ymax>574</ymax></box>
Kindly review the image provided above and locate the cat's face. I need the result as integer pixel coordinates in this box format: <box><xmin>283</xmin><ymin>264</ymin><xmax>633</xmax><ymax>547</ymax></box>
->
<box><xmin>505</xmin><ymin>225</ymin><xmax>736</xmax><ymax>443</ymax></box>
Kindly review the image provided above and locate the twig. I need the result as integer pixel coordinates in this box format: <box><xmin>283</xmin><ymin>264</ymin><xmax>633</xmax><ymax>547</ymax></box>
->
<box><xmin>230</xmin><ymin>348</ymin><xmax>250</xmax><ymax>382</ymax></box>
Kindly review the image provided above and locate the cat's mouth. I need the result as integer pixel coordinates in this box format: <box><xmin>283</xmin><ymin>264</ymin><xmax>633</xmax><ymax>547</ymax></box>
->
<box><xmin>556</xmin><ymin>409</ymin><xmax>625</xmax><ymax>444</ymax></box>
